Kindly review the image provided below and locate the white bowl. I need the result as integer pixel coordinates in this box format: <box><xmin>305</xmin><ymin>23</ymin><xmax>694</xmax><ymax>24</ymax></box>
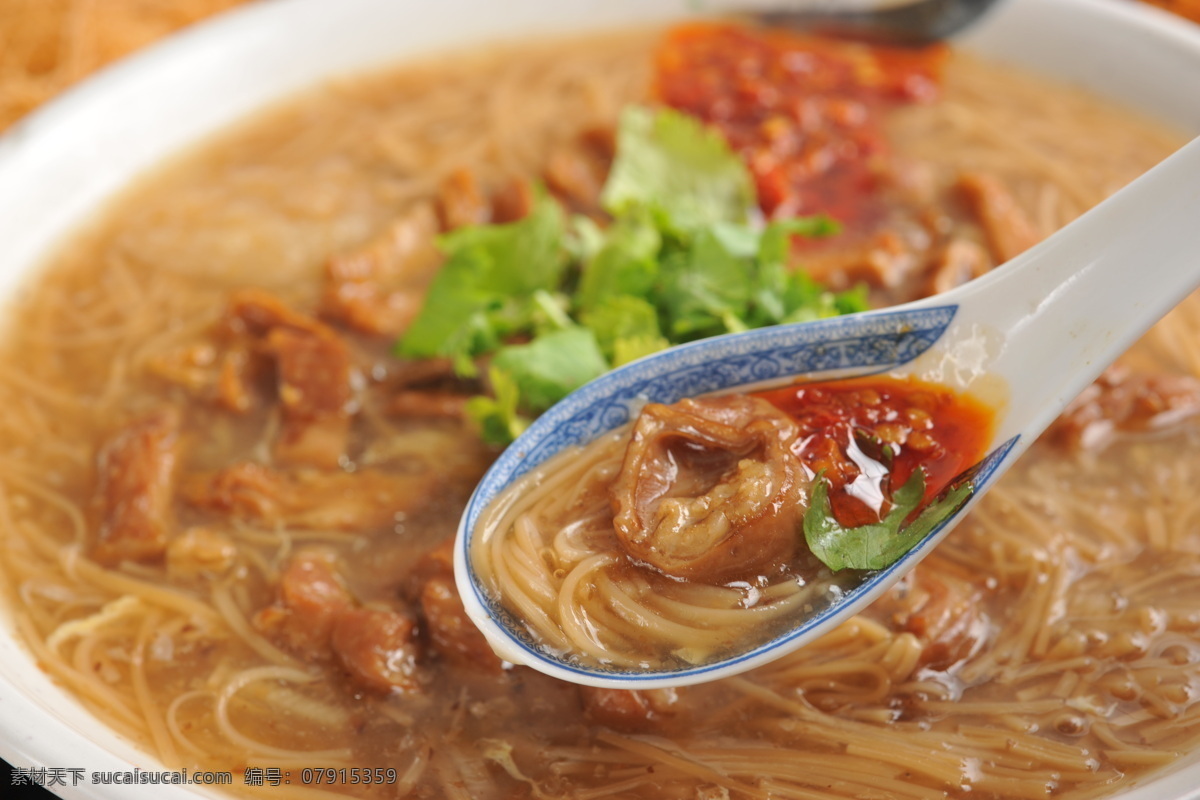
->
<box><xmin>0</xmin><ymin>0</ymin><xmax>1198</xmax><ymax>798</ymax></box>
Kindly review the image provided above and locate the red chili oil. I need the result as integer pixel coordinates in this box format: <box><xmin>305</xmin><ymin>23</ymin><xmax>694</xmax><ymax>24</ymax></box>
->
<box><xmin>755</xmin><ymin>376</ymin><xmax>994</xmax><ymax>528</ymax></box>
<box><xmin>654</xmin><ymin>23</ymin><xmax>945</xmax><ymax>230</ymax></box>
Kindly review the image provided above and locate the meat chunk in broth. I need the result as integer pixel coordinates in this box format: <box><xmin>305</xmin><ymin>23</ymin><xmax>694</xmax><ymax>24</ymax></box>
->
<box><xmin>870</xmin><ymin>565</ymin><xmax>990</xmax><ymax>670</ymax></box>
<box><xmin>91</xmin><ymin>409</ymin><xmax>182</xmax><ymax>565</ymax></box>
<box><xmin>923</xmin><ymin>237</ymin><xmax>991</xmax><ymax>295</ymax></box>
<box><xmin>256</xmin><ymin>548</ymin><xmax>356</xmax><ymax>657</ymax></box>
<box><xmin>150</xmin><ymin>289</ymin><xmax>360</xmax><ymax>468</ymax></box>
<box><xmin>956</xmin><ymin>171</ymin><xmax>1042</xmax><ymax>264</ymax></box>
<box><xmin>580</xmin><ymin>687</ymin><xmax>686</xmax><ymax>733</ymax></box>
<box><xmin>331</xmin><ymin>607</ymin><xmax>422</xmax><ymax>693</ymax></box>
<box><xmin>419</xmin><ymin>577</ymin><xmax>503</xmax><ymax>673</ymax></box>
<box><xmin>147</xmin><ymin>341</ymin><xmax>257</xmax><ymax>413</ymax></box>
<box><xmin>266</xmin><ymin>324</ymin><xmax>354</xmax><ymax>469</ymax></box>
<box><xmin>488</xmin><ymin>175</ymin><xmax>536</xmax><ymax>224</ymax></box>
<box><xmin>320</xmin><ymin>202</ymin><xmax>443</xmax><ymax>337</ymax></box>
<box><xmin>228</xmin><ymin>289</ymin><xmax>357</xmax><ymax>469</ymax></box>
<box><xmin>1048</xmin><ymin>364</ymin><xmax>1200</xmax><ymax>451</ymax></box>
<box><xmin>436</xmin><ymin>167</ymin><xmax>492</xmax><ymax>230</ymax></box>
<box><xmin>543</xmin><ymin>129</ymin><xmax>615</xmax><ymax>217</ymax></box>
<box><xmin>258</xmin><ymin>549</ymin><xmax>424</xmax><ymax>692</ymax></box>
<box><xmin>412</xmin><ymin>541</ymin><xmax>504</xmax><ymax>673</ymax></box>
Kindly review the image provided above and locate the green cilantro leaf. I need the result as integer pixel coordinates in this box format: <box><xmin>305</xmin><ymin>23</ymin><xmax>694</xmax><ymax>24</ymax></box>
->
<box><xmin>466</xmin><ymin>367</ymin><xmax>530</xmax><ymax>447</ymax></box>
<box><xmin>758</xmin><ymin>216</ymin><xmax>841</xmax><ymax>268</ymax></box>
<box><xmin>803</xmin><ymin>469</ymin><xmax>974</xmax><ymax>571</ymax></box>
<box><xmin>658</xmin><ymin>224</ymin><xmax>758</xmax><ymax>340</ymax></box>
<box><xmin>489</xmin><ymin>327</ymin><xmax>609</xmax><ymax>413</ymax></box>
<box><xmin>575</xmin><ymin>211</ymin><xmax>661</xmax><ymax>313</ymax></box>
<box><xmin>566</xmin><ymin>214</ymin><xmax>608</xmax><ymax>265</ymax></box>
<box><xmin>748</xmin><ymin>215</ymin><xmax>868</xmax><ymax>326</ymax></box>
<box><xmin>437</xmin><ymin>190</ymin><xmax>568</xmax><ymax>294</ymax></box>
<box><xmin>580</xmin><ymin>295</ymin><xmax>670</xmax><ymax>366</ymax></box>
<box><xmin>601</xmin><ymin>106</ymin><xmax>755</xmax><ymax>237</ymax></box>
<box><xmin>395</xmin><ymin>107</ymin><xmax>876</xmax><ymax>445</ymax></box>
<box><xmin>397</xmin><ymin>193</ymin><xmax>566</xmax><ymax>368</ymax></box>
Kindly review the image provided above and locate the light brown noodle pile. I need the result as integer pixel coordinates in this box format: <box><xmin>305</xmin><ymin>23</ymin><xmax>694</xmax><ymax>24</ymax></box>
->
<box><xmin>0</xmin><ymin>28</ymin><xmax>1197</xmax><ymax>800</ymax></box>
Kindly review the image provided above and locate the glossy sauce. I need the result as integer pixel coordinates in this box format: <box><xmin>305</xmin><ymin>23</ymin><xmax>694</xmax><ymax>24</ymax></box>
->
<box><xmin>756</xmin><ymin>376</ymin><xmax>995</xmax><ymax>528</ymax></box>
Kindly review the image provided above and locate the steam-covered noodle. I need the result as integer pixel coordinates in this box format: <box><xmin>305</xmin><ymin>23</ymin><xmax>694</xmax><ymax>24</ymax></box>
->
<box><xmin>3</xmin><ymin>21</ymin><xmax>1200</xmax><ymax>800</ymax></box>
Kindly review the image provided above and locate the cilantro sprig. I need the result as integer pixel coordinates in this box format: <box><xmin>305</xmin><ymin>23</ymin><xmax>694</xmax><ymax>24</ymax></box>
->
<box><xmin>802</xmin><ymin>469</ymin><xmax>974</xmax><ymax>572</ymax></box>
<box><xmin>397</xmin><ymin>105</ymin><xmax>869</xmax><ymax>445</ymax></box>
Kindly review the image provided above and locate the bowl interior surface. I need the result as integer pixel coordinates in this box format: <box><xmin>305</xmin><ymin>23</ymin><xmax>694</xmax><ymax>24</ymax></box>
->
<box><xmin>0</xmin><ymin>0</ymin><xmax>1197</xmax><ymax>797</ymax></box>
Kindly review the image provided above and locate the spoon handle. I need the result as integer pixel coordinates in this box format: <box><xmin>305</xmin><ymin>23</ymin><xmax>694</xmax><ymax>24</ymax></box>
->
<box><xmin>751</xmin><ymin>0</ymin><xmax>1005</xmax><ymax>45</ymax></box>
<box><xmin>946</xmin><ymin>136</ymin><xmax>1200</xmax><ymax>446</ymax></box>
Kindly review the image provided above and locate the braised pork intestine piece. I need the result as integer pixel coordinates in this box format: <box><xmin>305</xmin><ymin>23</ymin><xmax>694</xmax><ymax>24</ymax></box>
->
<box><xmin>256</xmin><ymin>548</ymin><xmax>355</xmax><ymax>657</ymax></box>
<box><xmin>331</xmin><ymin>607</ymin><xmax>422</xmax><ymax>693</ymax></box>
<box><xmin>609</xmin><ymin>395</ymin><xmax>808</xmax><ymax>582</ymax></box>
<box><xmin>266</xmin><ymin>325</ymin><xmax>353</xmax><ymax>469</ymax></box>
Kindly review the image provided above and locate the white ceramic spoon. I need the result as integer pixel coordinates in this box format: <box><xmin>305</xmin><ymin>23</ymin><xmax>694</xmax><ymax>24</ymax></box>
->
<box><xmin>455</xmin><ymin>135</ymin><xmax>1200</xmax><ymax>689</ymax></box>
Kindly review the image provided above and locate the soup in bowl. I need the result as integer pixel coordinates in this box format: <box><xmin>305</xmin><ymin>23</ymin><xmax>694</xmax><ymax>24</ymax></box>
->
<box><xmin>2</xmin><ymin>1</ymin><xmax>1200</xmax><ymax>799</ymax></box>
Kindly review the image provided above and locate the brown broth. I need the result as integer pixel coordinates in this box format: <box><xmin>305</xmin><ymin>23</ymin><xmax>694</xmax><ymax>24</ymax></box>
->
<box><xmin>0</xmin><ymin>27</ymin><xmax>1196</xmax><ymax>800</ymax></box>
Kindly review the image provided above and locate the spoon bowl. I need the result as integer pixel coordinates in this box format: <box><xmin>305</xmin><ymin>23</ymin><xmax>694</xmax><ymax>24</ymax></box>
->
<box><xmin>457</xmin><ymin>134</ymin><xmax>1200</xmax><ymax>689</ymax></box>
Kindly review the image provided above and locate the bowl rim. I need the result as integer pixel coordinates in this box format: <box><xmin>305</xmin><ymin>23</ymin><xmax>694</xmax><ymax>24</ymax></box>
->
<box><xmin>0</xmin><ymin>0</ymin><xmax>1199</xmax><ymax>798</ymax></box>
